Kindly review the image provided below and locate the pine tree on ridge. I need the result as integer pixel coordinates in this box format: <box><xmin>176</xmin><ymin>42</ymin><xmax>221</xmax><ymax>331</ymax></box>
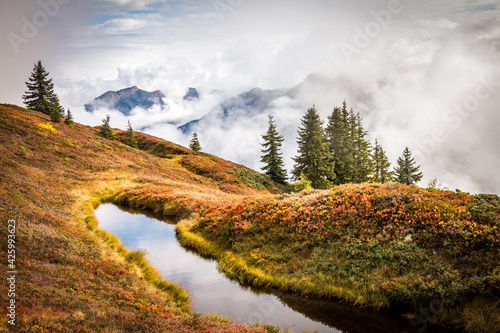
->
<box><xmin>292</xmin><ymin>105</ymin><xmax>334</xmax><ymax>189</ymax></box>
<box><xmin>326</xmin><ymin>101</ymin><xmax>371</xmax><ymax>184</ymax></box>
<box><xmin>64</xmin><ymin>109</ymin><xmax>74</xmax><ymax>126</ymax></box>
<box><xmin>371</xmin><ymin>139</ymin><xmax>393</xmax><ymax>183</ymax></box>
<box><xmin>189</xmin><ymin>132</ymin><xmax>202</xmax><ymax>152</ymax></box>
<box><xmin>393</xmin><ymin>147</ymin><xmax>423</xmax><ymax>185</ymax></box>
<box><xmin>260</xmin><ymin>115</ymin><xmax>287</xmax><ymax>183</ymax></box>
<box><xmin>126</xmin><ymin>120</ymin><xmax>139</xmax><ymax>149</ymax></box>
<box><xmin>100</xmin><ymin>114</ymin><xmax>116</xmax><ymax>140</ymax></box>
<box><xmin>23</xmin><ymin>60</ymin><xmax>64</xmax><ymax>121</ymax></box>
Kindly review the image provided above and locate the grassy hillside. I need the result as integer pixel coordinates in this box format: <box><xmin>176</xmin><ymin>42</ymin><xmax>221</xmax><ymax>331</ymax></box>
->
<box><xmin>0</xmin><ymin>104</ymin><xmax>277</xmax><ymax>332</ymax></box>
<box><xmin>177</xmin><ymin>184</ymin><xmax>500</xmax><ymax>332</ymax></box>
<box><xmin>1</xmin><ymin>104</ymin><xmax>499</xmax><ymax>333</ymax></box>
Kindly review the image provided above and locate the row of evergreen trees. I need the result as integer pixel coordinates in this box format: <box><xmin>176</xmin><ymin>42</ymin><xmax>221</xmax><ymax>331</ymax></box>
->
<box><xmin>261</xmin><ymin>104</ymin><xmax>423</xmax><ymax>188</ymax></box>
<box><xmin>23</xmin><ymin>61</ymin><xmax>422</xmax><ymax>189</ymax></box>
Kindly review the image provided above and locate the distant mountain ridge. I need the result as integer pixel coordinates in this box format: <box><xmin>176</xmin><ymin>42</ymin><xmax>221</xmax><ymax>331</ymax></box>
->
<box><xmin>85</xmin><ymin>86</ymin><xmax>166</xmax><ymax>115</ymax></box>
<box><xmin>179</xmin><ymin>87</ymin><xmax>289</xmax><ymax>133</ymax></box>
<box><xmin>177</xmin><ymin>73</ymin><xmax>369</xmax><ymax>134</ymax></box>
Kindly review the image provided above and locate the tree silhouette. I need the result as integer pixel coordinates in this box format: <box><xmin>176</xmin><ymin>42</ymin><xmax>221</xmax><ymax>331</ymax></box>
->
<box><xmin>260</xmin><ymin>115</ymin><xmax>287</xmax><ymax>183</ymax></box>
<box><xmin>292</xmin><ymin>106</ymin><xmax>334</xmax><ymax>189</ymax></box>
<box><xmin>23</xmin><ymin>60</ymin><xmax>64</xmax><ymax>122</ymax></box>
<box><xmin>189</xmin><ymin>132</ymin><xmax>202</xmax><ymax>152</ymax></box>
<box><xmin>393</xmin><ymin>147</ymin><xmax>423</xmax><ymax>185</ymax></box>
<box><xmin>100</xmin><ymin>114</ymin><xmax>116</xmax><ymax>140</ymax></box>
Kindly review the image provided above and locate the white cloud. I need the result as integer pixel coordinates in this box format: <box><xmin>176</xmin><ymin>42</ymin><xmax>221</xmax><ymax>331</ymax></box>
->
<box><xmin>90</xmin><ymin>0</ymin><xmax>173</xmax><ymax>12</ymax></box>
<box><xmin>90</xmin><ymin>15</ymin><xmax>164</xmax><ymax>35</ymax></box>
<box><xmin>419</xmin><ymin>18</ymin><xmax>459</xmax><ymax>30</ymax></box>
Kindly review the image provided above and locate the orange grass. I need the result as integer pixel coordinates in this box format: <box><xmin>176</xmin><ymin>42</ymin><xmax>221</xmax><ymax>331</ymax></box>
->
<box><xmin>0</xmin><ymin>104</ymin><xmax>274</xmax><ymax>332</ymax></box>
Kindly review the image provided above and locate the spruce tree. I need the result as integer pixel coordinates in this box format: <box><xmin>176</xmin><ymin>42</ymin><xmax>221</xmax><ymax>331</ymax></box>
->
<box><xmin>351</xmin><ymin>112</ymin><xmax>372</xmax><ymax>183</ymax></box>
<box><xmin>23</xmin><ymin>60</ymin><xmax>63</xmax><ymax>117</ymax></box>
<box><xmin>260</xmin><ymin>115</ymin><xmax>287</xmax><ymax>183</ymax></box>
<box><xmin>326</xmin><ymin>101</ymin><xmax>371</xmax><ymax>184</ymax></box>
<box><xmin>340</xmin><ymin>101</ymin><xmax>355</xmax><ymax>183</ymax></box>
<box><xmin>189</xmin><ymin>132</ymin><xmax>202</xmax><ymax>152</ymax></box>
<box><xmin>372</xmin><ymin>139</ymin><xmax>393</xmax><ymax>183</ymax></box>
<box><xmin>64</xmin><ymin>109</ymin><xmax>74</xmax><ymax>126</ymax></box>
<box><xmin>292</xmin><ymin>106</ymin><xmax>335</xmax><ymax>189</ymax></box>
<box><xmin>393</xmin><ymin>147</ymin><xmax>423</xmax><ymax>185</ymax></box>
<box><xmin>49</xmin><ymin>104</ymin><xmax>62</xmax><ymax>123</ymax></box>
<box><xmin>326</xmin><ymin>106</ymin><xmax>347</xmax><ymax>184</ymax></box>
<box><xmin>50</xmin><ymin>95</ymin><xmax>65</xmax><ymax>122</ymax></box>
<box><xmin>100</xmin><ymin>114</ymin><xmax>116</xmax><ymax>140</ymax></box>
<box><xmin>126</xmin><ymin>120</ymin><xmax>139</xmax><ymax>149</ymax></box>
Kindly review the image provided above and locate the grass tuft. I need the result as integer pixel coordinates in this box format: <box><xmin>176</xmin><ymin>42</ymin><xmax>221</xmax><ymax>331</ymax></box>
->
<box><xmin>37</xmin><ymin>122</ymin><xmax>57</xmax><ymax>134</ymax></box>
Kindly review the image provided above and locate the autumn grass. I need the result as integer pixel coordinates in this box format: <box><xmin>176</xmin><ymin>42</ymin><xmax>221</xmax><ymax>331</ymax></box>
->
<box><xmin>176</xmin><ymin>219</ymin><xmax>374</xmax><ymax>306</ymax></box>
<box><xmin>2</xmin><ymin>104</ymin><xmax>498</xmax><ymax>332</ymax></box>
<box><xmin>175</xmin><ymin>183</ymin><xmax>500</xmax><ymax>332</ymax></box>
<box><xmin>0</xmin><ymin>104</ymin><xmax>273</xmax><ymax>332</ymax></box>
<box><xmin>82</xmin><ymin>189</ymin><xmax>191</xmax><ymax>313</ymax></box>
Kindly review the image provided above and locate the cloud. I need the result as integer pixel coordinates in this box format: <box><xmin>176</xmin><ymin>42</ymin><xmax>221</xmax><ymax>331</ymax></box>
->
<box><xmin>89</xmin><ymin>0</ymin><xmax>173</xmax><ymax>13</ymax></box>
<box><xmin>89</xmin><ymin>14</ymin><xmax>164</xmax><ymax>35</ymax></box>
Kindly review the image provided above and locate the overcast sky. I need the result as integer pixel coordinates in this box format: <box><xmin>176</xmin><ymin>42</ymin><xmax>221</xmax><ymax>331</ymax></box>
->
<box><xmin>1</xmin><ymin>0</ymin><xmax>499</xmax><ymax>194</ymax></box>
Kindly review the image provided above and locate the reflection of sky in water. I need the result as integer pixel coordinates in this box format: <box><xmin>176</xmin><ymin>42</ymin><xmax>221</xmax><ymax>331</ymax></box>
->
<box><xmin>95</xmin><ymin>204</ymin><xmax>339</xmax><ymax>333</ymax></box>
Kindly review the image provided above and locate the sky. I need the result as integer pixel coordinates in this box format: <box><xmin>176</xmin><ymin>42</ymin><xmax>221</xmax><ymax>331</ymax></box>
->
<box><xmin>1</xmin><ymin>0</ymin><xmax>499</xmax><ymax>194</ymax></box>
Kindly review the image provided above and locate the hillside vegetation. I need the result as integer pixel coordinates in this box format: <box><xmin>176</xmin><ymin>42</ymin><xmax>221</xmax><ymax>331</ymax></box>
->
<box><xmin>0</xmin><ymin>104</ymin><xmax>499</xmax><ymax>332</ymax></box>
<box><xmin>182</xmin><ymin>184</ymin><xmax>500</xmax><ymax>332</ymax></box>
<box><xmin>0</xmin><ymin>104</ymin><xmax>276</xmax><ymax>332</ymax></box>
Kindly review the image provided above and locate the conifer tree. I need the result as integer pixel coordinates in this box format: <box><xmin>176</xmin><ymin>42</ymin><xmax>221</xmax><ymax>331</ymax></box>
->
<box><xmin>189</xmin><ymin>132</ymin><xmax>202</xmax><ymax>152</ymax></box>
<box><xmin>393</xmin><ymin>147</ymin><xmax>423</xmax><ymax>185</ymax></box>
<box><xmin>340</xmin><ymin>101</ymin><xmax>355</xmax><ymax>183</ymax></box>
<box><xmin>49</xmin><ymin>105</ymin><xmax>62</xmax><ymax>123</ymax></box>
<box><xmin>326</xmin><ymin>101</ymin><xmax>371</xmax><ymax>184</ymax></box>
<box><xmin>64</xmin><ymin>109</ymin><xmax>74</xmax><ymax>126</ymax></box>
<box><xmin>126</xmin><ymin>120</ymin><xmax>139</xmax><ymax>149</ymax></box>
<box><xmin>372</xmin><ymin>139</ymin><xmax>393</xmax><ymax>183</ymax></box>
<box><xmin>326</xmin><ymin>106</ymin><xmax>347</xmax><ymax>184</ymax></box>
<box><xmin>351</xmin><ymin>112</ymin><xmax>372</xmax><ymax>183</ymax></box>
<box><xmin>100</xmin><ymin>114</ymin><xmax>116</xmax><ymax>140</ymax></box>
<box><xmin>260</xmin><ymin>115</ymin><xmax>287</xmax><ymax>183</ymax></box>
<box><xmin>292</xmin><ymin>106</ymin><xmax>335</xmax><ymax>189</ymax></box>
<box><xmin>23</xmin><ymin>60</ymin><xmax>63</xmax><ymax>117</ymax></box>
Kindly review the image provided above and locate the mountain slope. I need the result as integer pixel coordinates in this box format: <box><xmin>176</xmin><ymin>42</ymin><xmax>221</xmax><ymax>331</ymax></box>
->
<box><xmin>177</xmin><ymin>73</ymin><xmax>361</xmax><ymax>135</ymax></box>
<box><xmin>0</xmin><ymin>104</ymin><xmax>277</xmax><ymax>332</ymax></box>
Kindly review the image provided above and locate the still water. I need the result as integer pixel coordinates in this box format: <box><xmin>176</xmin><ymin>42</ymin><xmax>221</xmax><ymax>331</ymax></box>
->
<box><xmin>94</xmin><ymin>204</ymin><xmax>457</xmax><ymax>333</ymax></box>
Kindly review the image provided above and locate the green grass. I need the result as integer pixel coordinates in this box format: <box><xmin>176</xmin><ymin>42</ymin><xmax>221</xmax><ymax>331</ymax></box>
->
<box><xmin>94</xmin><ymin>140</ymin><xmax>113</xmax><ymax>150</ymax></box>
<box><xmin>19</xmin><ymin>145</ymin><xmax>28</xmax><ymax>157</ymax></box>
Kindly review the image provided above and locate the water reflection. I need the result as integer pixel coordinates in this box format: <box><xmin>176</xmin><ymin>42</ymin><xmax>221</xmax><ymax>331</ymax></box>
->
<box><xmin>94</xmin><ymin>204</ymin><xmax>458</xmax><ymax>333</ymax></box>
